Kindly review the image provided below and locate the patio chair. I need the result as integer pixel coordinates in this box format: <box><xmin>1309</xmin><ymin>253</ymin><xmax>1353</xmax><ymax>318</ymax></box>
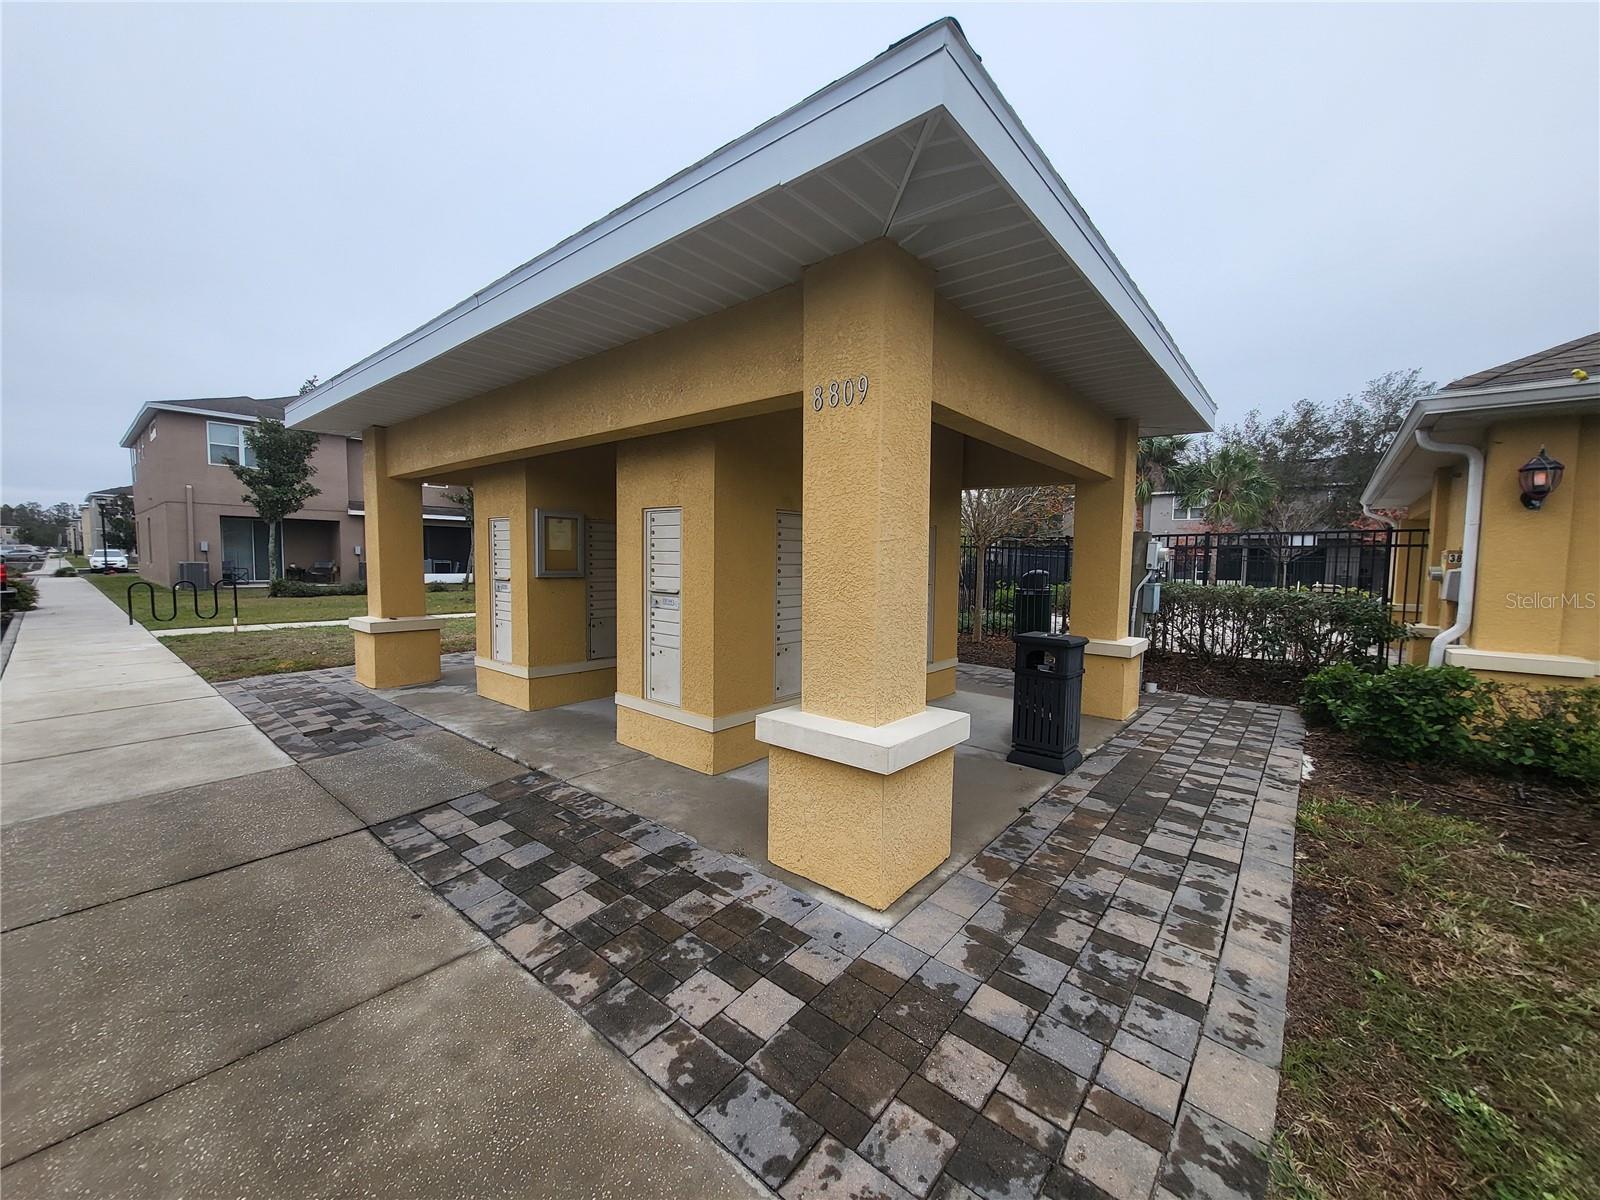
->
<box><xmin>306</xmin><ymin>561</ymin><xmax>335</xmax><ymax>584</ymax></box>
<box><xmin>220</xmin><ymin>560</ymin><xmax>249</xmax><ymax>584</ymax></box>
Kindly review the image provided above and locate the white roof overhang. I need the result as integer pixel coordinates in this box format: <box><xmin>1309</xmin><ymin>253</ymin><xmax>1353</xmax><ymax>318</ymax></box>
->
<box><xmin>1362</xmin><ymin>378</ymin><xmax>1600</xmax><ymax>510</ymax></box>
<box><xmin>287</xmin><ymin>18</ymin><xmax>1215</xmax><ymax>439</ymax></box>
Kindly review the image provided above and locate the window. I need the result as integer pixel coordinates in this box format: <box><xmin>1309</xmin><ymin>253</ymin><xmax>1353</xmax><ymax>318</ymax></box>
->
<box><xmin>1172</xmin><ymin>495</ymin><xmax>1208</xmax><ymax>522</ymax></box>
<box><xmin>207</xmin><ymin>421</ymin><xmax>256</xmax><ymax>468</ymax></box>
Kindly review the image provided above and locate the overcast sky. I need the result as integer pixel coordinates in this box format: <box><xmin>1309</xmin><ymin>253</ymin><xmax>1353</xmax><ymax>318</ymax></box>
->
<box><xmin>4</xmin><ymin>2</ymin><xmax>1596</xmax><ymax>506</ymax></box>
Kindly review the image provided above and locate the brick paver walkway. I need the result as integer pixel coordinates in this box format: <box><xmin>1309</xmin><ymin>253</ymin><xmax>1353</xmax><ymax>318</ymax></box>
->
<box><xmin>224</xmin><ymin>672</ymin><xmax>1301</xmax><ymax>1200</ymax></box>
<box><xmin>214</xmin><ymin>668</ymin><xmax>433</xmax><ymax>760</ymax></box>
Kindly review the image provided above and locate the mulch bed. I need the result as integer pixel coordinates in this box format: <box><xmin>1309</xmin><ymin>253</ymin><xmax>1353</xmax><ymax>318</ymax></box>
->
<box><xmin>1301</xmin><ymin>724</ymin><xmax>1599</xmax><ymax>869</ymax></box>
<box><xmin>955</xmin><ymin>633</ymin><xmax>1015</xmax><ymax>670</ymax></box>
<box><xmin>1140</xmin><ymin>651</ymin><xmax>1305</xmax><ymax>706</ymax></box>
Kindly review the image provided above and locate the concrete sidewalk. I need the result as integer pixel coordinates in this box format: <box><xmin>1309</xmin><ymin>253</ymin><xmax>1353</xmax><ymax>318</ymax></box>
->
<box><xmin>0</xmin><ymin>577</ymin><xmax>764</xmax><ymax>1198</ymax></box>
<box><xmin>0</xmin><ymin>575</ymin><xmax>290</xmax><ymax>824</ymax></box>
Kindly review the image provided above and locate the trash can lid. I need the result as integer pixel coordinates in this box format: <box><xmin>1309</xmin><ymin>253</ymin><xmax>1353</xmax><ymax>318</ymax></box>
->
<box><xmin>1011</xmin><ymin>631</ymin><xmax>1087</xmax><ymax>647</ymax></box>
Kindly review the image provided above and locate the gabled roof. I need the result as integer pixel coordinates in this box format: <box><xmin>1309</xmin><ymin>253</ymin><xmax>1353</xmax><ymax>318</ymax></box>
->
<box><xmin>288</xmin><ymin>18</ymin><xmax>1214</xmax><ymax>439</ymax></box>
<box><xmin>84</xmin><ymin>484</ymin><xmax>132</xmax><ymax>500</ymax></box>
<box><xmin>1444</xmin><ymin>331</ymin><xmax>1599</xmax><ymax>391</ymax></box>
<box><xmin>1362</xmin><ymin>334</ymin><xmax>1600</xmax><ymax>510</ymax></box>
<box><xmin>119</xmin><ymin>395</ymin><xmax>294</xmax><ymax>448</ymax></box>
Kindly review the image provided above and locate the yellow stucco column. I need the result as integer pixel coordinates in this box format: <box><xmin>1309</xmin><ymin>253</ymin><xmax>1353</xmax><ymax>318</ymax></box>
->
<box><xmin>472</xmin><ymin>448</ymin><xmax>618</xmax><ymax>711</ymax></box>
<box><xmin>1071</xmin><ymin>419</ymin><xmax>1144</xmax><ymax>720</ymax></box>
<box><xmin>759</xmin><ymin>241</ymin><xmax>968</xmax><ymax>910</ymax></box>
<box><xmin>351</xmin><ymin>425</ymin><xmax>441</xmax><ymax>688</ymax></box>
<box><xmin>927</xmin><ymin>426</ymin><xmax>963</xmax><ymax>701</ymax></box>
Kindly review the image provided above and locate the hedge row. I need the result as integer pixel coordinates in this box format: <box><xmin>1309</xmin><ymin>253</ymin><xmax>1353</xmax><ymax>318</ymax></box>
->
<box><xmin>267</xmin><ymin>579</ymin><xmax>465</xmax><ymax>597</ymax></box>
<box><xmin>1145</xmin><ymin>582</ymin><xmax>1406</xmax><ymax>672</ymax></box>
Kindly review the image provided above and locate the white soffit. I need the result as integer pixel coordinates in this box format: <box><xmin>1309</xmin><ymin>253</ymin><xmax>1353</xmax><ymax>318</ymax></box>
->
<box><xmin>288</xmin><ymin>19</ymin><xmax>1215</xmax><ymax>439</ymax></box>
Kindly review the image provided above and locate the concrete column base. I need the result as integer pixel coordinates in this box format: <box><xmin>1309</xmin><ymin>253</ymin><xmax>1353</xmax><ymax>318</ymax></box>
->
<box><xmin>767</xmin><ymin>746</ymin><xmax>955</xmax><ymax>910</ymax></box>
<box><xmin>351</xmin><ymin>617</ymin><xmax>444</xmax><ymax>689</ymax></box>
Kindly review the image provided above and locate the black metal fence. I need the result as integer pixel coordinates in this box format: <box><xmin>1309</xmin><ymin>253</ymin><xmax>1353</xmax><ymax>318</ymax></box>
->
<box><xmin>1151</xmin><ymin>527</ymin><xmax>1428</xmax><ymax>617</ymax></box>
<box><xmin>961</xmin><ymin>526</ymin><xmax>1429</xmax><ymax>649</ymax></box>
<box><xmin>959</xmin><ymin>540</ymin><xmax>1073</xmax><ymax>638</ymax></box>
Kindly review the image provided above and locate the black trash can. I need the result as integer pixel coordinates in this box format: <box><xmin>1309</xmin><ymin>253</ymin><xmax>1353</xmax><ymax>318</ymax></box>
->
<box><xmin>1006</xmin><ymin>631</ymin><xmax>1087</xmax><ymax>774</ymax></box>
<box><xmin>1015</xmin><ymin>569</ymin><xmax>1052</xmax><ymax>636</ymax></box>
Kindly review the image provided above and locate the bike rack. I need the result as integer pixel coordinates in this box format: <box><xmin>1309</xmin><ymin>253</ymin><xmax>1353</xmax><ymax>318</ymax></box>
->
<box><xmin>127</xmin><ymin>579</ymin><xmax>241</xmax><ymax>628</ymax></box>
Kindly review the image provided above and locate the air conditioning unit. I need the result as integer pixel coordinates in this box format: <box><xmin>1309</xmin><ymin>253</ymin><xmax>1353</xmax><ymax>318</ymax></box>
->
<box><xmin>177</xmin><ymin>561</ymin><xmax>210</xmax><ymax>588</ymax></box>
<box><xmin>1441</xmin><ymin>568</ymin><xmax>1461</xmax><ymax>602</ymax></box>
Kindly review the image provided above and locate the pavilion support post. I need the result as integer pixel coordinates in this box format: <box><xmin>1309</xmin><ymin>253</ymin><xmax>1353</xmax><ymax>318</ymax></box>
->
<box><xmin>759</xmin><ymin>241</ymin><xmax>968</xmax><ymax>910</ymax></box>
<box><xmin>351</xmin><ymin>425</ymin><xmax>442</xmax><ymax>688</ymax></box>
<box><xmin>1070</xmin><ymin>418</ymin><xmax>1145</xmax><ymax>719</ymax></box>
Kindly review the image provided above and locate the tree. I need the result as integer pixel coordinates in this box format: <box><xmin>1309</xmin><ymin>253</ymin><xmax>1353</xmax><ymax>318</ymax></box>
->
<box><xmin>3</xmin><ymin>500</ymin><xmax>88</xmax><ymax>547</ymax></box>
<box><xmin>1220</xmin><ymin>370</ymin><xmax>1431</xmax><ymax>525</ymax></box>
<box><xmin>961</xmin><ymin>487</ymin><xmax>1057</xmax><ymax>638</ymax></box>
<box><xmin>1172</xmin><ymin>444</ymin><xmax>1279</xmax><ymax>533</ymax></box>
<box><xmin>226</xmin><ymin>419</ymin><xmax>320</xmax><ymax>582</ymax></box>
<box><xmin>98</xmin><ymin>494</ymin><xmax>137</xmax><ymax>552</ymax></box>
<box><xmin>1171</xmin><ymin>444</ymin><xmax>1278</xmax><ymax>585</ymax></box>
<box><xmin>1134</xmin><ymin>435</ymin><xmax>1192</xmax><ymax>529</ymax></box>
<box><xmin>299</xmin><ymin>376</ymin><xmax>320</xmax><ymax>395</ymax></box>
<box><xmin>1254</xmin><ymin>492</ymin><xmax>1331</xmax><ymax>586</ymax></box>
<box><xmin>442</xmin><ymin>485</ymin><xmax>474</xmax><ymax>588</ymax></box>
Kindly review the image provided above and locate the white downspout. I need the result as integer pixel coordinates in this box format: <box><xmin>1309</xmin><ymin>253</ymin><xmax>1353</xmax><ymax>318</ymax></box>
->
<box><xmin>1415</xmin><ymin>429</ymin><xmax>1484</xmax><ymax>668</ymax></box>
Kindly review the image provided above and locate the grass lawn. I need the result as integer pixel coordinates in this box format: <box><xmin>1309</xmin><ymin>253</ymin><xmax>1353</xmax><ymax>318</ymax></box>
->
<box><xmin>1273</xmin><ymin>731</ymin><xmax>1599</xmax><ymax>1200</ymax></box>
<box><xmin>79</xmin><ymin>571</ymin><xmax>474</xmax><ymax>630</ymax></box>
<box><xmin>67</xmin><ymin>555</ymin><xmax>89</xmax><ymax>569</ymax></box>
<box><xmin>166</xmin><ymin>617</ymin><xmax>477</xmax><ymax>681</ymax></box>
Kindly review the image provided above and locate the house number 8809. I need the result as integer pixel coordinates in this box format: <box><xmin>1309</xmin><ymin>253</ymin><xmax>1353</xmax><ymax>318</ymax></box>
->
<box><xmin>812</xmin><ymin>375</ymin><xmax>869</xmax><ymax>411</ymax></box>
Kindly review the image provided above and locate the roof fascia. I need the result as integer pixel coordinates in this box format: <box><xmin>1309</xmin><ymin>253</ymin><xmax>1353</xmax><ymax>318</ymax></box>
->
<box><xmin>119</xmin><ymin>403</ymin><xmax>272</xmax><ymax>448</ymax></box>
<box><xmin>1361</xmin><ymin>376</ymin><xmax>1600</xmax><ymax>508</ymax></box>
<box><xmin>288</xmin><ymin>29</ymin><xmax>956</xmax><ymax>429</ymax></box>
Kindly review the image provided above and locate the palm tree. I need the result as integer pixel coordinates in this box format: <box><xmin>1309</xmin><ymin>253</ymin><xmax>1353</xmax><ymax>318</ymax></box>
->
<box><xmin>1171</xmin><ymin>444</ymin><xmax>1279</xmax><ymax>532</ymax></box>
<box><xmin>1171</xmin><ymin>444</ymin><xmax>1279</xmax><ymax>585</ymax></box>
<box><xmin>1134</xmin><ymin>436</ymin><xmax>1191</xmax><ymax>529</ymax></box>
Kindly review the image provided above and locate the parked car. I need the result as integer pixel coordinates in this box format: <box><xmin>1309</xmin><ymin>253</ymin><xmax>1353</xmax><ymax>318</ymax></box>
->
<box><xmin>1</xmin><ymin>546</ymin><xmax>46</xmax><ymax>572</ymax></box>
<box><xmin>89</xmin><ymin>549</ymin><xmax>131</xmax><ymax>572</ymax></box>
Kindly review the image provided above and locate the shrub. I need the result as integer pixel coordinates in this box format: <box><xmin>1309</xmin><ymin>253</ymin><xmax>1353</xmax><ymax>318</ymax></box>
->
<box><xmin>1149</xmin><ymin>583</ymin><xmax>1407</xmax><ymax>673</ymax></box>
<box><xmin>1302</xmin><ymin>663</ymin><xmax>1485</xmax><ymax>761</ymax></box>
<box><xmin>6</xmin><ymin>576</ymin><xmax>40</xmax><ymax>611</ymax></box>
<box><xmin>1360</xmin><ymin>665</ymin><xmax>1487</xmax><ymax>761</ymax></box>
<box><xmin>1479</xmin><ymin>684</ymin><xmax>1600</xmax><ymax>790</ymax></box>
<box><xmin>268</xmin><ymin>578</ymin><xmax>366</xmax><ymax>597</ymax></box>
<box><xmin>52</xmin><ymin>566</ymin><xmax>77</xmax><ymax>576</ymax></box>
<box><xmin>1302</xmin><ymin>665</ymin><xmax>1600</xmax><ymax>791</ymax></box>
<box><xmin>1300</xmin><ymin>661</ymin><xmax>1373</xmax><ymax>727</ymax></box>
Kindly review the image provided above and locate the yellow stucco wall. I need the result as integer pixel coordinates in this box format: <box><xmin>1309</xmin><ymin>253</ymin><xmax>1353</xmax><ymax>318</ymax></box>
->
<box><xmin>354</xmin><ymin>627</ymin><xmax>441</xmax><ymax>688</ymax></box>
<box><xmin>614</xmin><ymin>428</ymin><xmax>715</xmax><ymax>710</ymax></box>
<box><xmin>1405</xmin><ymin>414</ymin><xmax>1599</xmax><ymax>683</ymax></box>
<box><xmin>767</xmin><ymin>746</ymin><xmax>955</xmax><ymax>911</ymax></box>
<box><xmin>711</xmin><ymin>413</ymin><xmax>803</xmax><ymax>717</ymax></box>
<box><xmin>1472</xmin><ymin>414</ymin><xmax>1599</xmax><ymax>664</ymax></box>
<box><xmin>1071</xmin><ymin>420</ymin><xmax>1143</xmax><ymax>719</ymax></box>
<box><xmin>613</xmin><ymin>412</ymin><xmax>803</xmax><ymax>773</ymax></box>
<box><xmin>379</xmin><ymin>288</ymin><xmax>802</xmax><ymax>480</ymax></box>
<box><xmin>927</xmin><ymin>424</ymin><xmax>963</xmax><ymax>701</ymax></box>
<box><xmin>932</xmin><ymin>299</ymin><xmax>1117</xmax><ymax>480</ymax></box>
<box><xmin>469</xmin><ymin>449</ymin><xmax>618</xmax><ymax>710</ymax></box>
<box><xmin>799</xmin><ymin>241</ymin><xmax>932</xmax><ymax>728</ymax></box>
<box><xmin>361</xmin><ymin>426</ymin><xmax>426</xmax><ymax>618</ymax></box>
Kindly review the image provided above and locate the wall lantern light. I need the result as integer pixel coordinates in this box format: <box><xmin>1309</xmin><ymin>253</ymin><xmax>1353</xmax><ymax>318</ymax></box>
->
<box><xmin>1517</xmin><ymin>446</ymin><xmax>1565</xmax><ymax>510</ymax></box>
